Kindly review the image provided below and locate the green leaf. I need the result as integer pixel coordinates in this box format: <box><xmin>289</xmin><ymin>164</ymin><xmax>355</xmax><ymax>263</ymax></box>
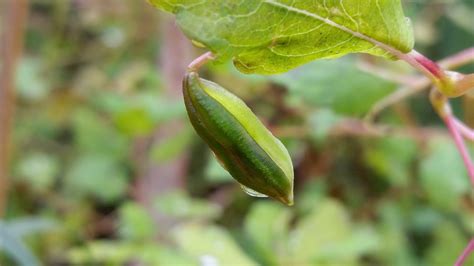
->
<box><xmin>149</xmin><ymin>0</ymin><xmax>414</xmax><ymax>74</ymax></box>
<box><xmin>376</xmin><ymin>203</ymin><xmax>417</xmax><ymax>266</ymax></box>
<box><xmin>67</xmin><ymin>241</ymin><xmax>194</xmax><ymax>265</ymax></box>
<box><xmin>0</xmin><ymin>218</ymin><xmax>55</xmax><ymax>266</ymax></box>
<box><xmin>271</xmin><ymin>57</ymin><xmax>396</xmax><ymax>116</ymax></box>
<box><xmin>64</xmin><ymin>155</ymin><xmax>128</xmax><ymax>203</ymax></box>
<box><xmin>153</xmin><ymin>191</ymin><xmax>222</xmax><ymax>221</ymax></box>
<box><xmin>418</xmin><ymin>137</ymin><xmax>470</xmax><ymax>211</ymax></box>
<box><xmin>244</xmin><ymin>202</ymin><xmax>292</xmax><ymax>264</ymax></box>
<box><xmin>118</xmin><ymin>202</ymin><xmax>156</xmax><ymax>241</ymax></box>
<box><xmin>289</xmin><ymin>200</ymin><xmax>357</xmax><ymax>265</ymax></box>
<box><xmin>308</xmin><ymin>109</ymin><xmax>343</xmax><ymax>144</ymax></box>
<box><xmin>114</xmin><ymin>106</ymin><xmax>156</xmax><ymax>137</ymax></box>
<box><xmin>425</xmin><ymin>222</ymin><xmax>474</xmax><ymax>266</ymax></box>
<box><xmin>295</xmin><ymin>179</ymin><xmax>327</xmax><ymax>216</ymax></box>
<box><xmin>15</xmin><ymin>153</ymin><xmax>60</xmax><ymax>193</ymax></box>
<box><xmin>73</xmin><ymin>109</ymin><xmax>129</xmax><ymax>159</ymax></box>
<box><xmin>365</xmin><ymin>136</ymin><xmax>417</xmax><ymax>187</ymax></box>
<box><xmin>5</xmin><ymin>218</ymin><xmax>56</xmax><ymax>238</ymax></box>
<box><xmin>173</xmin><ymin>223</ymin><xmax>257</xmax><ymax>266</ymax></box>
<box><xmin>0</xmin><ymin>223</ymin><xmax>40</xmax><ymax>266</ymax></box>
<box><xmin>15</xmin><ymin>57</ymin><xmax>50</xmax><ymax>102</ymax></box>
<box><xmin>408</xmin><ymin>206</ymin><xmax>442</xmax><ymax>234</ymax></box>
<box><xmin>149</xmin><ymin>129</ymin><xmax>193</xmax><ymax>163</ymax></box>
<box><xmin>204</xmin><ymin>156</ymin><xmax>234</xmax><ymax>184</ymax></box>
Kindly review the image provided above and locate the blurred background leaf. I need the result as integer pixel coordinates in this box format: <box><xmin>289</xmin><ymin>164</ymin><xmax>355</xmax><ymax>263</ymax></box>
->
<box><xmin>172</xmin><ymin>223</ymin><xmax>258</xmax><ymax>266</ymax></box>
<box><xmin>419</xmin><ymin>137</ymin><xmax>470</xmax><ymax>210</ymax></box>
<box><xmin>271</xmin><ymin>57</ymin><xmax>396</xmax><ymax>116</ymax></box>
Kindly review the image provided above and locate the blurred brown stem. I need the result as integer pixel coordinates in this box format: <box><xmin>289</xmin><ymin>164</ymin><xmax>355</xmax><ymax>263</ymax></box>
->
<box><xmin>132</xmin><ymin>17</ymin><xmax>194</xmax><ymax>235</ymax></box>
<box><xmin>0</xmin><ymin>0</ymin><xmax>28</xmax><ymax>217</ymax></box>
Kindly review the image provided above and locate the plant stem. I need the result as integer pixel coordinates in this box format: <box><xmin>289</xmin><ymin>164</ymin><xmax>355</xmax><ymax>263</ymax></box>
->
<box><xmin>365</xmin><ymin>78</ymin><xmax>429</xmax><ymax>122</ymax></box>
<box><xmin>454</xmin><ymin>239</ymin><xmax>474</xmax><ymax>266</ymax></box>
<box><xmin>430</xmin><ymin>89</ymin><xmax>474</xmax><ymax>183</ymax></box>
<box><xmin>365</xmin><ymin>46</ymin><xmax>474</xmax><ymax>122</ymax></box>
<box><xmin>408</xmin><ymin>50</ymin><xmax>447</xmax><ymax>81</ymax></box>
<box><xmin>438</xmin><ymin>47</ymin><xmax>474</xmax><ymax>69</ymax></box>
<box><xmin>187</xmin><ymin>52</ymin><xmax>215</xmax><ymax>72</ymax></box>
<box><xmin>357</xmin><ymin>60</ymin><xmax>419</xmax><ymax>86</ymax></box>
<box><xmin>388</xmin><ymin>47</ymin><xmax>474</xmax><ymax>187</ymax></box>
<box><xmin>453</xmin><ymin>73</ymin><xmax>474</xmax><ymax>95</ymax></box>
<box><xmin>0</xmin><ymin>0</ymin><xmax>28</xmax><ymax>217</ymax></box>
<box><xmin>407</xmin><ymin>49</ymin><xmax>474</xmax><ymax>97</ymax></box>
<box><xmin>454</xmin><ymin>118</ymin><xmax>474</xmax><ymax>141</ymax></box>
<box><xmin>407</xmin><ymin>50</ymin><xmax>474</xmax><ymax>97</ymax></box>
<box><xmin>444</xmin><ymin>114</ymin><xmax>474</xmax><ymax>183</ymax></box>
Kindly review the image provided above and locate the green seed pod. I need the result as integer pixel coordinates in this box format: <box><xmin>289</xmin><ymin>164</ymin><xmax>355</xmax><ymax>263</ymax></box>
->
<box><xmin>183</xmin><ymin>72</ymin><xmax>294</xmax><ymax>205</ymax></box>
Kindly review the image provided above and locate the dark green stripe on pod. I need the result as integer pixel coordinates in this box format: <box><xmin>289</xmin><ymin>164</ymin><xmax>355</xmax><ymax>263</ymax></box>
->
<box><xmin>183</xmin><ymin>72</ymin><xmax>294</xmax><ymax>205</ymax></box>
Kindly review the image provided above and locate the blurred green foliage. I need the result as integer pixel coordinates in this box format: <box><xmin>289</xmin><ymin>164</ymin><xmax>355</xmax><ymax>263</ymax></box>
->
<box><xmin>271</xmin><ymin>58</ymin><xmax>397</xmax><ymax>116</ymax></box>
<box><xmin>1</xmin><ymin>0</ymin><xmax>473</xmax><ymax>265</ymax></box>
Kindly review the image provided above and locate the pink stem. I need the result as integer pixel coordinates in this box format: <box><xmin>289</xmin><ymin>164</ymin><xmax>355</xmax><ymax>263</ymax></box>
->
<box><xmin>444</xmin><ymin>114</ymin><xmax>474</xmax><ymax>185</ymax></box>
<box><xmin>439</xmin><ymin>47</ymin><xmax>474</xmax><ymax>69</ymax></box>
<box><xmin>454</xmin><ymin>118</ymin><xmax>474</xmax><ymax>141</ymax></box>
<box><xmin>410</xmin><ymin>50</ymin><xmax>444</xmax><ymax>80</ymax></box>
<box><xmin>455</xmin><ymin>239</ymin><xmax>474</xmax><ymax>266</ymax></box>
<box><xmin>407</xmin><ymin>50</ymin><xmax>471</xmax><ymax>97</ymax></box>
<box><xmin>187</xmin><ymin>51</ymin><xmax>215</xmax><ymax>71</ymax></box>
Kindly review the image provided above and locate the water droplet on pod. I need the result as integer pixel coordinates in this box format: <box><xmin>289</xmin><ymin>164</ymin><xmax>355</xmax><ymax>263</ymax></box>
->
<box><xmin>240</xmin><ymin>185</ymin><xmax>268</xmax><ymax>198</ymax></box>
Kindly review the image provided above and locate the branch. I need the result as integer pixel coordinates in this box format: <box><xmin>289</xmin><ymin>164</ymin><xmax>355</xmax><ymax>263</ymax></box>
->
<box><xmin>365</xmin><ymin>78</ymin><xmax>429</xmax><ymax>122</ymax></box>
<box><xmin>410</xmin><ymin>50</ymin><xmax>472</xmax><ymax>97</ymax></box>
<box><xmin>357</xmin><ymin>59</ymin><xmax>419</xmax><ymax>86</ymax></box>
<box><xmin>452</xmin><ymin>73</ymin><xmax>474</xmax><ymax>95</ymax></box>
<box><xmin>407</xmin><ymin>50</ymin><xmax>448</xmax><ymax>83</ymax></box>
<box><xmin>454</xmin><ymin>118</ymin><xmax>474</xmax><ymax>141</ymax></box>
<box><xmin>402</xmin><ymin>47</ymin><xmax>474</xmax><ymax>266</ymax></box>
<box><xmin>444</xmin><ymin>115</ymin><xmax>474</xmax><ymax>182</ymax></box>
<box><xmin>438</xmin><ymin>47</ymin><xmax>474</xmax><ymax>69</ymax></box>
<box><xmin>455</xmin><ymin>239</ymin><xmax>474</xmax><ymax>266</ymax></box>
<box><xmin>430</xmin><ymin>89</ymin><xmax>474</xmax><ymax>184</ymax></box>
<box><xmin>187</xmin><ymin>51</ymin><xmax>215</xmax><ymax>71</ymax></box>
<box><xmin>365</xmin><ymin>46</ymin><xmax>474</xmax><ymax>122</ymax></box>
<box><xmin>0</xmin><ymin>0</ymin><xmax>28</xmax><ymax>217</ymax></box>
<box><xmin>366</xmin><ymin>45</ymin><xmax>474</xmax><ymax>187</ymax></box>
<box><xmin>415</xmin><ymin>49</ymin><xmax>474</xmax><ymax>184</ymax></box>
